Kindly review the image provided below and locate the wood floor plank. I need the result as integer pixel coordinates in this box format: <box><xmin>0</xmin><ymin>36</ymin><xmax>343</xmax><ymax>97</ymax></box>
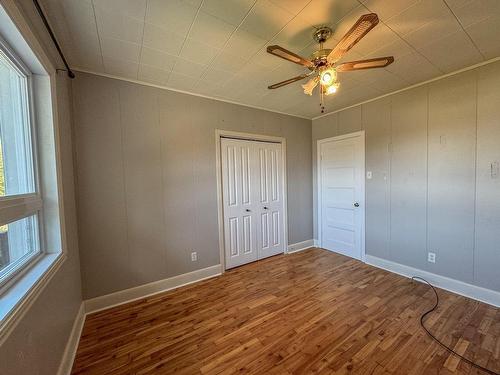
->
<box><xmin>72</xmin><ymin>249</ymin><xmax>499</xmax><ymax>374</ymax></box>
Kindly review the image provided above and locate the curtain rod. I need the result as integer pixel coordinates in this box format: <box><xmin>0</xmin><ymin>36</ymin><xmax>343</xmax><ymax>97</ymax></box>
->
<box><xmin>32</xmin><ymin>0</ymin><xmax>75</xmax><ymax>78</ymax></box>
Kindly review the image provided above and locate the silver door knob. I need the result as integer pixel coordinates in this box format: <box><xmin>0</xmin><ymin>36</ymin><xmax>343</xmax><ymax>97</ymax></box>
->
<box><xmin>353</xmin><ymin>202</ymin><xmax>359</xmax><ymax>207</ymax></box>
<box><xmin>245</xmin><ymin>209</ymin><xmax>251</xmax><ymax>212</ymax></box>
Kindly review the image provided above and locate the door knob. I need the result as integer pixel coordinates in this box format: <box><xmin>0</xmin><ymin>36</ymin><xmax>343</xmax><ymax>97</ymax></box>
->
<box><xmin>263</xmin><ymin>206</ymin><xmax>268</xmax><ymax>210</ymax></box>
<box><xmin>353</xmin><ymin>202</ymin><xmax>359</xmax><ymax>207</ymax></box>
<box><xmin>245</xmin><ymin>209</ymin><xmax>251</xmax><ymax>212</ymax></box>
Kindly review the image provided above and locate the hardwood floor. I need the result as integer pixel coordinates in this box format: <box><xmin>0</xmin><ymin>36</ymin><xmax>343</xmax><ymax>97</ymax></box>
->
<box><xmin>72</xmin><ymin>248</ymin><xmax>500</xmax><ymax>374</ymax></box>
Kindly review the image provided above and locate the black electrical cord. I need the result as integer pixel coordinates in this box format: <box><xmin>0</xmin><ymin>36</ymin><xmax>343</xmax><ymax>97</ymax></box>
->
<box><xmin>412</xmin><ymin>276</ymin><xmax>499</xmax><ymax>375</ymax></box>
<box><xmin>32</xmin><ymin>0</ymin><xmax>75</xmax><ymax>78</ymax></box>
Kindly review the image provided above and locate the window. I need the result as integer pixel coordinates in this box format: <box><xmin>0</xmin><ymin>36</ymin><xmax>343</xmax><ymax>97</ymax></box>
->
<box><xmin>0</xmin><ymin>41</ymin><xmax>43</xmax><ymax>290</ymax></box>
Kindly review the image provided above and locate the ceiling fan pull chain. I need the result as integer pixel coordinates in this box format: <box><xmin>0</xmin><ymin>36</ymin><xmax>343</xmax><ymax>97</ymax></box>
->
<box><xmin>319</xmin><ymin>86</ymin><xmax>325</xmax><ymax>113</ymax></box>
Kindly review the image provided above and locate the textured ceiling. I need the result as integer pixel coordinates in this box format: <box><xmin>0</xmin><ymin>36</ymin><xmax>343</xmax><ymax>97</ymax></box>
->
<box><xmin>41</xmin><ymin>0</ymin><xmax>500</xmax><ymax>119</ymax></box>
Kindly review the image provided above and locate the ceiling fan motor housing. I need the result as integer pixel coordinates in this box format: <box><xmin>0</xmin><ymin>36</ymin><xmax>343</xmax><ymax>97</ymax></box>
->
<box><xmin>310</xmin><ymin>48</ymin><xmax>333</xmax><ymax>69</ymax></box>
<box><xmin>313</xmin><ymin>26</ymin><xmax>333</xmax><ymax>44</ymax></box>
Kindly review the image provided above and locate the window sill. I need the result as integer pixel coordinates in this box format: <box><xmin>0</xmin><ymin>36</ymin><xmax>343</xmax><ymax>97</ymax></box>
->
<box><xmin>0</xmin><ymin>252</ymin><xmax>65</xmax><ymax>345</ymax></box>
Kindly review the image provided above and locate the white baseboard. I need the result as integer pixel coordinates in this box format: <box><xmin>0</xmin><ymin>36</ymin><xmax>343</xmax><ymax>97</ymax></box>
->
<box><xmin>57</xmin><ymin>302</ymin><xmax>85</xmax><ymax>375</ymax></box>
<box><xmin>84</xmin><ymin>264</ymin><xmax>222</xmax><ymax>314</ymax></box>
<box><xmin>365</xmin><ymin>255</ymin><xmax>500</xmax><ymax>308</ymax></box>
<box><xmin>287</xmin><ymin>239</ymin><xmax>315</xmax><ymax>253</ymax></box>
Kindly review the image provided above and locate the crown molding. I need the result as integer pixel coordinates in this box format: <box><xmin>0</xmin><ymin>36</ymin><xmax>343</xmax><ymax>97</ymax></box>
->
<box><xmin>312</xmin><ymin>56</ymin><xmax>500</xmax><ymax>121</ymax></box>
<box><xmin>71</xmin><ymin>68</ymin><xmax>312</xmax><ymax>121</ymax></box>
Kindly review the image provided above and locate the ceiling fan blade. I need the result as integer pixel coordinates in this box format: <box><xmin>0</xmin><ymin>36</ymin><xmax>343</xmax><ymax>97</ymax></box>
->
<box><xmin>327</xmin><ymin>13</ymin><xmax>379</xmax><ymax>63</ymax></box>
<box><xmin>336</xmin><ymin>56</ymin><xmax>394</xmax><ymax>72</ymax></box>
<box><xmin>268</xmin><ymin>74</ymin><xmax>309</xmax><ymax>89</ymax></box>
<box><xmin>267</xmin><ymin>45</ymin><xmax>314</xmax><ymax>68</ymax></box>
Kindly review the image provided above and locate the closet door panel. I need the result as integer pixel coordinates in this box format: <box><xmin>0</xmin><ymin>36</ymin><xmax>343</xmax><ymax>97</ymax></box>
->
<box><xmin>221</xmin><ymin>139</ymin><xmax>258</xmax><ymax>269</ymax></box>
<box><xmin>256</xmin><ymin>142</ymin><xmax>285</xmax><ymax>259</ymax></box>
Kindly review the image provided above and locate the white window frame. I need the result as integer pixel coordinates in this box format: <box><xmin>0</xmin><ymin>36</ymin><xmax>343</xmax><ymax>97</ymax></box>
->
<box><xmin>0</xmin><ymin>34</ymin><xmax>44</xmax><ymax>293</ymax></box>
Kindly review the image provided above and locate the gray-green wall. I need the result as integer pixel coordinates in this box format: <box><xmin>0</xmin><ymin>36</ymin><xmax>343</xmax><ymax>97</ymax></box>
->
<box><xmin>313</xmin><ymin>60</ymin><xmax>500</xmax><ymax>292</ymax></box>
<box><xmin>72</xmin><ymin>73</ymin><xmax>313</xmax><ymax>299</ymax></box>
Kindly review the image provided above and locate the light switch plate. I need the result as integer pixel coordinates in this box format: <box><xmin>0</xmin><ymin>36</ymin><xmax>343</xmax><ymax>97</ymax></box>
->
<box><xmin>366</xmin><ymin>171</ymin><xmax>372</xmax><ymax>179</ymax></box>
<box><xmin>491</xmin><ymin>161</ymin><xmax>499</xmax><ymax>179</ymax></box>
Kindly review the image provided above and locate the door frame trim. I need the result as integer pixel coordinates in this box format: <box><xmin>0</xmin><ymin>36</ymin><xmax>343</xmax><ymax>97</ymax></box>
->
<box><xmin>215</xmin><ymin>130</ymin><xmax>288</xmax><ymax>273</ymax></box>
<box><xmin>317</xmin><ymin>131</ymin><xmax>366</xmax><ymax>261</ymax></box>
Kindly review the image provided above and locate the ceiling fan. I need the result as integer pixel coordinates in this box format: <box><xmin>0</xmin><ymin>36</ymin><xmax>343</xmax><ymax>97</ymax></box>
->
<box><xmin>266</xmin><ymin>13</ymin><xmax>394</xmax><ymax>113</ymax></box>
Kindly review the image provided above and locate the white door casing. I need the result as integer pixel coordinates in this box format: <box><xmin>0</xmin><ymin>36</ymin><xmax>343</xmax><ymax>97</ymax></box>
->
<box><xmin>221</xmin><ymin>138</ymin><xmax>285</xmax><ymax>269</ymax></box>
<box><xmin>318</xmin><ymin>132</ymin><xmax>365</xmax><ymax>260</ymax></box>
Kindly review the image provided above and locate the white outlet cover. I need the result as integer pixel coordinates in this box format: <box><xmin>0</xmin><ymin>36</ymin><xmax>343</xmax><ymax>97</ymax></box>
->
<box><xmin>427</xmin><ymin>252</ymin><xmax>436</xmax><ymax>263</ymax></box>
<box><xmin>191</xmin><ymin>252</ymin><xmax>197</xmax><ymax>261</ymax></box>
<box><xmin>366</xmin><ymin>171</ymin><xmax>372</xmax><ymax>179</ymax></box>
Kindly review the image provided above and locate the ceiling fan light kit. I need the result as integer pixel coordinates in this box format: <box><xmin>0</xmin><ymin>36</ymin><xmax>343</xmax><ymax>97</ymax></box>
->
<box><xmin>266</xmin><ymin>13</ymin><xmax>395</xmax><ymax>113</ymax></box>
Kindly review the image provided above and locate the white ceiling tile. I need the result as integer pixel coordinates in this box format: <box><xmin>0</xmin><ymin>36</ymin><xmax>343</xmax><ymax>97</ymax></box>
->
<box><xmin>201</xmin><ymin>0</ymin><xmax>256</xmax><ymax>26</ymax></box>
<box><xmin>362</xmin><ymin>38</ymin><xmax>414</xmax><ymax>61</ymax></box>
<box><xmin>189</xmin><ymin>12</ymin><xmax>236</xmax><ymax>48</ymax></box>
<box><xmin>465</xmin><ymin>15</ymin><xmax>500</xmax><ymax>59</ymax></box>
<box><xmin>386</xmin><ymin>0</ymin><xmax>451</xmax><ymax>37</ymax></box>
<box><xmin>362</xmin><ymin>0</ymin><xmax>419</xmax><ymax>21</ymax></box>
<box><xmin>94</xmin><ymin>4</ymin><xmax>145</xmax><ymax>44</ymax></box>
<box><xmin>270</xmin><ymin>15</ymin><xmax>315</xmax><ymax>53</ymax></box>
<box><xmin>142</xmin><ymin>23</ymin><xmax>185</xmax><ymax>55</ymax></box>
<box><xmin>93</xmin><ymin>0</ymin><xmax>147</xmax><ymax>19</ymax></box>
<box><xmin>402</xmin><ymin>11</ymin><xmax>462</xmax><ymax>51</ymax></box>
<box><xmin>385</xmin><ymin>50</ymin><xmax>442</xmax><ymax>82</ymax></box>
<box><xmin>62</xmin><ymin>0</ymin><xmax>98</xmax><ymax>37</ymax></box>
<box><xmin>171</xmin><ymin>57</ymin><xmax>207</xmax><ymax>78</ymax></box>
<box><xmin>146</xmin><ymin>0</ymin><xmax>199</xmax><ymax>35</ymax></box>
<box><xmin>239</xmin><ymin>0</ymin><xmax>294</xmax><ymax>40</ymax></box>
<box><xmin>138</xmin><ymin>64</ymin><xmax>171</xmax><ymax>85</ymax></box>
<box><xmin>140</xmin><ymin>47</ymin><xmax>177</xmax><ymax>71</ymax></box>
<box><xmin>328</xmin><ymin>5</ymin><xmax>365</xmax><ymax>43</ymax></box>
<box><xmin>349</xmin><ymin>23</ymin><xmax>399</xmax><ymax>57</ymax></box>
<box><xmin>167</xmin><ymin>72</ymin><xmax>199</xmax><ymax>90</ymax></box>
<box><xmin>200</xmin><ymin>68</ymin><xmax>235</xmax><ymax>85</ymax></box>
<box><xmin>238</xmin><ymin>62</ymin><xmax>277</xmax><ymax>84</ymax></box>
<box><xmin>445</xmin><ymin>0</ymin><xmax>500</xmax><ymax>28</ymax></box>
<box><xmin>443</xmin><ymin>0</ymin><xmax>472</xmax><ymax>8</ymax></box>
<box><xmin>180</xmin><ymin>38</ymin><xmax>221</xmax><ymax>65</ymax></box>
<box><xmin>269</xmin><ymin>0</ymin><xmax>311</xmax><ymax>14</ymax></box>
<box><xmin>100</xmin><ymin>37</ymin><xmax>142</xmax><ymax>62</ymax></box>
<box><xmin>103</xmin><ymin>56</ymin><xmax>139</xmax><ymax>79</ymax></box>
<box><xmin>72</xmin><ymin>53</ymin><xmax>104</xmax><ymax>71</ymax></box>
<box><xmin>349</xmin><ymin>68</ymin><xmax>409</xmax><ymax>93</ymax></box>
<box><xmin>417</xmin><ymin>30</ymin><xmax>484</xmax><ymax>72</ymax></box>
<box><xmin>184</xmin><ymin>0</ymin><xmax>203</xmax><ymax>7</ymax></box>
<box><xmin>64</xmin><ymin>28</ymin><xmax>103</xmax><ymax>69</ymax></box>
<box><xmin>250</xmin><ymin>50</ymin><xmax>283</xmax><ymax>69</ymax></box>
<box><xmin>300</xmin><ymin>0</ymin><xmax>359</xmax><ymax>27</ymax></box>
<box><xmin>225</xmin><ymin>29</ymin><xmax>267</xmax><ymax>60</ymax></box>
<box><xmin>212</xmin><ymin>51</ymin><xmax>249</xmax><ymax>73</ymax></box>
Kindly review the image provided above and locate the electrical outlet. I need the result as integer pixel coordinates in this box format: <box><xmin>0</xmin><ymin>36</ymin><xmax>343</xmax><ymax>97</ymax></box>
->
<box><xmin>427</xmin><ymin>252</ymin><xmax>436</xmax><ymax>263</ymax></box>
<box><xmin>366</xmin><ymin>171</ymin><xmax>372</xmax><ymax>179</ymax></box>
<box><xmin>191</xmin><ymin>252</ymin><xmax>197</xmax><ymax>262</ymax></box>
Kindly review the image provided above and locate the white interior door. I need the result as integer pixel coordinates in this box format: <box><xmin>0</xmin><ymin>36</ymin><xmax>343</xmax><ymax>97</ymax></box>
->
<box><xmin>256</xmin><ymin>142</ymin><xmax>285</xmax><ymax>260</ymax></box>
<box><xmin>221</xmin><ymin>138</ymin><xmax>285</xmax><ymax>269</ymax></box>
<box><xmin>319</xmin><ymin>133</ymin><xmax>364</xmax><ymax>260</ymax></box>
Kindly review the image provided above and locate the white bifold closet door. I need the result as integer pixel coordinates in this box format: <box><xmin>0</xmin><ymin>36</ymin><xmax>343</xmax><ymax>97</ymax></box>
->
<box><xmin>221</xmin><ymin>138</ymin><xmax>285</xmax><ymax>269</ymax></box>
